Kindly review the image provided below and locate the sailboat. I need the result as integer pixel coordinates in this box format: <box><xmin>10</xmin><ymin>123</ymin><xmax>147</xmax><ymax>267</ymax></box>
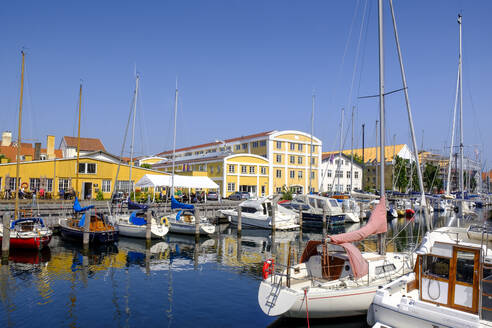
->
<box><xmin>258</xmin><ymin>0</ymin><xmax>430</xmax><ymax>319</ymax></box>
<box><xmin>165</xmin><ymin>83</ymin><xmax>215</xmax><ymax>236</ymax></box>
<box><xmin>59</xmin><ymin>83</ymin><xmax>118</xmax><ymax>244</ymax></box>
<box><xmin>0</xmin><ymin>52</ymin><xmax>52</xmax><ymax>250</ymax></box>
<box><xmin>368</xmin><ymin>13</ymin><xmax>492</xmax><ymax>328</ymax></box>
<box><xmin>110</xmin><ymin>75</ymin><xmax>169</xmax><ymax>239</ymax></box>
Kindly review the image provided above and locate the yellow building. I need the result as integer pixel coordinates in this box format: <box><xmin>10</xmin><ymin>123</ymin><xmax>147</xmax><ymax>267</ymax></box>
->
<box><xmin>0</xmin><ymin>153</ymin><xmax>168</xmax><ymax>200</ymax></box>
<box><xmin>154</xmin><ymin>130</ymin><xmax>322</xmax><ymax>197</ymax></box>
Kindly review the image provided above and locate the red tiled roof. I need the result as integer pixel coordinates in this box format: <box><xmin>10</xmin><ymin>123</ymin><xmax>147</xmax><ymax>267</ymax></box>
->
<box><xmin>156</xmin><ymin>130</ymin><xmax>274</xmax><ymax>156</ymax></box>
<box><xmin>63</xmin><ymin>136</ymin><xmax>105</xmax><ymax>152</ymax></box>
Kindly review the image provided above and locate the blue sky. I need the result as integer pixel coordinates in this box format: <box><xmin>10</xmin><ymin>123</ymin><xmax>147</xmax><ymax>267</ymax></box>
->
<box><xmin>0</xmin><ymin>0</ymin><xmax>490</xmax><ymax>169</ymax></box>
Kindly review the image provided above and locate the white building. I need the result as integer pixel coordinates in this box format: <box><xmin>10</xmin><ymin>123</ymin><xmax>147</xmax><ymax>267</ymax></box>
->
<box><xmin>320</xmin><ymin>153</ymin><xmax>363</xmax><ymax>193</ymax></box>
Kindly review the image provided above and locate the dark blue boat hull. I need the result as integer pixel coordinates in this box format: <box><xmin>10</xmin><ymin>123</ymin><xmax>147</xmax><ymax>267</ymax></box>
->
<box><xmin>60</xmin><ymin>226</ymin><xmax>119</xmax><ymax>244</ymax></box>
<box><xmin>300</xmin><ymin>212</ymin><xmax>345</xmax><ymax>228</ymax></box>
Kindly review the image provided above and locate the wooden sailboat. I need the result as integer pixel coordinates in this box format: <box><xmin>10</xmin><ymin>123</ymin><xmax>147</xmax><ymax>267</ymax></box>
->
<box><xmin>59</xmin><ymin>83</ymin><xmax>118</xmax><ymax>244</ymax></box>
<box><xmin>0</xmin><ymin>52</ymin><xmax>52</xmax><ymax>250</ymax></box>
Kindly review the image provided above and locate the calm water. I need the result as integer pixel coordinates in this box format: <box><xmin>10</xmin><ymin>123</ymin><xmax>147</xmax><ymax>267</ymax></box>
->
<box><xmin>0</xmin><ymin>210</ymin><xmax>488</xmax><ymax>327</ymax></box>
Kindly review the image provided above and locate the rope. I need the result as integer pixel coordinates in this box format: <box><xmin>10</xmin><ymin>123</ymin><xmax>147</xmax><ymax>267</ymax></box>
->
<box><xmin>304</xmin><ymin>289</ymin><xmax>310</xmax><ymax>328</ymax></box>
<box><xmin>385</xmin><ymin>217</ymin><xmax>415</xmax><ymax>247</ymax></box>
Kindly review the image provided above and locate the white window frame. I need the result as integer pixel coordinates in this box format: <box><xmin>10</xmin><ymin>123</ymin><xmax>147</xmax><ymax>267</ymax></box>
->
<box><xmin>290</xmin><ymin>143</ymin><xmax>295</xmax><ymax>151</ymax></box>
<box><xmin>30</xmin><ymin>178</ymin><xmax>41</xmax><ymax>191</ymax></box>
<box><xmin>59</xmin><ymin>178</ymin><xmax>71</xmax><ymax>192</ymax></box>
<box><xmin>276</xmin><ymin>141</ymin><xmax>282</xmax><ymax>149</ymax></box>
<box><xmin>227</xmin><ymin>182</ymin><xmax>235</xmax><ymax>192</ymax></box>
<box><xmin>46</xmin><ymin>179</ymin><xmax>53</xmax><ymax>192</ymax></box>
<box><xmin>290</xmin><ymin>170</ymin><xmax>295</xmax><ymax>178</ymax></box>
<box><xmin>241</xmin><ymin>165</ymin><xmax>247</xmax><ymax>174</ymax></box>
<box><xmin>298</xmin><ymin>171</ymin><xmax>303</xmax><ymax>179</ymax></box>
<box><xmin>290</xmin><ymin>156</ymin><xmax>295</xmax><ymax>164</ymax></box>
<box><xmin>276</xmin><ymin>169</ymin><xmax>282</xmax><ymax>178</ymax></box>
<box><xmin>276</xmin><ymin>154</ymin><xmax>282</xmax><ymax>163</ymax></box>
<box><xmin>102</xmin><ymin>180</ymin><xmax>111</xmax><ymax>193</ymax></box>
<box><xmin>298</xmin><ymin>156</ymin><xmax>303</xmax><ymax>164</ymax></box>
<box><xmin>229</xmin><ymin>165</ymin><xmax>235</xmax><ymax>173</ymax></box>
<box><xmin>249</xmin><ymin>166</ymin><xmax>255</xmax><ymax>174</ymax></box>
<box><xmin>260</xmin><ymin>167</ymin><xmax>266</xmax><ymax>175</ymax></box>
<box><xmin>298</xmin><ymin>144</ymin><xmax>303</xmax><ymax>151</ymax></box>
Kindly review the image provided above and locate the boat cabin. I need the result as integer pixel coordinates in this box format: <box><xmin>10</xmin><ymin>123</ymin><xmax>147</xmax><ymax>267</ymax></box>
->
<box><xmin>292</xmin><ymin>194</ymin><xmax>342</xmax><ymax>215</ymax></box>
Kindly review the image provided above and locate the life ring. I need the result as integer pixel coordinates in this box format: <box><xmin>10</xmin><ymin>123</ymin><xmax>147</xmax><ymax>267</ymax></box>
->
<box><xmin>160</xmin><ymin>216</ymin><xmax>170</xmax><ymax>226</ymax></box>
<box><xmin>262</xmin><ymin>258</ymin><xmax>275</xmax><ymax>280</ymax></box>
<box><xmin>21</xmin><ymin>182</ymin><xmax>28</xmax><ymax>189</ymax></box>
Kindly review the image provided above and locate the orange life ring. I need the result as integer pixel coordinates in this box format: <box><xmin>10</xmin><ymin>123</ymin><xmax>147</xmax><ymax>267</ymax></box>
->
<box><xmin>21</xmin><ymin>182</ymin><xmax>28</xmax><ymax>189</ymax></box>
<box><xmin>262</xmin><ymin>258</ymin><xmax>275</xmax><ymax>280</ymax></box>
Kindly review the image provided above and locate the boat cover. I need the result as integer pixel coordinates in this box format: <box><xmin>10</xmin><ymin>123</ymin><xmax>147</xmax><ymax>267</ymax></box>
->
<box><xmin>129</xmin><ymin>211</ymin><xmax>147</xmax><ymax>225</ymax></box>
<box><xmin>128</xmin><ymin>198</ymin><xmax>148</xmax><ymax>211</ymax></box>
<box><xmin>77</xmin><ymin>214</ymin><xmax>86</xmax><ymax>228</ymax></box>
<box><xmin>10</xmin><ymin>217</ymin><xmax>45</xmax><ymax>229</ymax></box>
<box><xmin>171</xmin><ymin>197</ymin><xmax>195</xmax><ymax>211</ymax></box>
<box><xmin>73</xmin><ymin>197</ymin><xmax>95</xmax><ymax>213</ymax></box>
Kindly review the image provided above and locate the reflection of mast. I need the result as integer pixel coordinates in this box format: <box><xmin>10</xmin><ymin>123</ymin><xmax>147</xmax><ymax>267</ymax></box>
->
<box><xmin>166</xmin><ymin>246</ymin><xmax>174</xmax><ymax>327</ymax></box>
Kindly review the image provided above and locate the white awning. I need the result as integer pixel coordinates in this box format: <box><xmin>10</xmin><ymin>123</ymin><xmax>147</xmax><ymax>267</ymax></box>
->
<box><xmin>135</xmin><ymin>174</ymin><xmax>219</xmax><ymax>189</ymax></box>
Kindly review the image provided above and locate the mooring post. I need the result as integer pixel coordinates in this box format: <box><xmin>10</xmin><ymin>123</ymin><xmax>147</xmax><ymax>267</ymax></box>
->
<box><xmin>2</xmin><ymin>212</ymin><xmax>11</xmax><ymax>262</ymax></box>
<box><xmin>237</xmin><ymin>206</ymin><xmax>242</xmax><ymax>236</ymax></box>
<box><xmin>83</xmin><ymin>209</ymin><xmax>91</xmax><ymax>249</ymax></box>
<box><xmin>298</xmin><ymin>208</ymin><xmax>303</xmax><ymax>229</ymax></box>
<box><xmin>195</xmin><ymin>207</ymin><xmax>200</xmax><ymax>237</ymax></box>
<box><xmin>322</xmin><ymin>206</ymin><xmax>327</xmax><ymax>239</ymax></box>
<box><xmin>271</xmin><ymin>202</ymin><xmax>276</xmax><ymax>231</ymax></box>
<box><xmin>146</xmin><ymin>210</ymin><xmax>152</xmax><ymax>248</ymax></box>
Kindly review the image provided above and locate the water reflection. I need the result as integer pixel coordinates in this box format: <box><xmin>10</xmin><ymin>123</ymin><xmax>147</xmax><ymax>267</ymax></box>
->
<box><xmin>0</xmin><ymin>208</ymin><xmax>489</xmax><ymax>327</ymax></box>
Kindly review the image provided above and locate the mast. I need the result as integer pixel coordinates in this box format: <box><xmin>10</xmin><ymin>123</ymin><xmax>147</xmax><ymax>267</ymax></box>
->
<box><xmin>446</xmin><ymin>66</ymin><xmax>459</xmax><ymax>195</ymax></box>
<box><xmin>375</xmin><ymin>120</ymin><xmax>378</xmax><ymax>191</ymax></box>
<box><xmin>377</xmin><ymin>0</ymin><xmax>386</xmax><ymax>255</ymax></box>
<box><xmin>75</xmin><ymin>83</ymin><xmax>82</xmax><ymax>198</ymax></box>
<box><xmin>129</xmin><ymin>74</ymin><xmax>139</xmax><ymax>200</ymax></box>
<box><xmin>350</xmin><ymin>106</ymin><xmax>354</xmax><ymax>192</ymax></box>
<box><xmin>458</xmin><ymin>14</ymin><xmax>464</xmax><ymax>216</ymax></box>
<box><xmin>362</xmin><ymin>123</ymin><xmax>365</xmax><ymax>164</ymax></box>
<box><xmin>14</xmin><ymin>51</ymin><xmax>25</xmax><ymax>221</ymax></box>
<box><xmin>171</xmin><ymin>81</ymin><xmax>178</xmax><ymax>197</ymax></box>
<box><xmin>338</xmin><ymin>108</ymin><xmax>344</xmax><ymax>193</ymax></box>
<box><xmin>309</xmin><ymin>93</ymin><xmax>315</xmax><ymax>193</ymax></box>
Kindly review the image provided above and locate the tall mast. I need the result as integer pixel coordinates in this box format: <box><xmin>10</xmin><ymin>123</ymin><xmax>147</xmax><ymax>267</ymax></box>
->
<box><xmin>377</xmin><ymin>0</ymin><xmax>386</xmax><ymax>255</ymax></box>
<box><xmin>129</xmin><ymin>74</ymin><xmax>139</xmax><ymax>200</ymax></box>
<box><xmin>350</xmin><ymin>106</ymin><xmax>354</xmax><ymax>192</ymax></box>
<box><xmin>458</xmin><ymin>14</ymin><xmax>464</xmax><ymax>216</ymax></box>
<box><xmin>446</xmin><ymin>66</ymin><xmax>460</xmax><ymax>195</ymax></box>
<box><xmin>14</xmin><ymin>51</ymin><xmax>25</xmax><ymax>221</ymax></box>
<box><xmin>309</xmin><ymin>93</ymin><xmax>315</xmax><ymax>193</ymax></box>
<box><xmin>171</xmin><ymin>81</ymin><xmax>178</xmax><ymax>197</ymax></box>
<box><xmin>375</xmin><ymin>120</ymin><xmax>378</xmax><ymax>190</ymax></box>
<box><xmin>75</xmin><ymin>83</ymin><xmax>82</xmax><ymax>198</ymax></box>
<box><xmin>338</xmin><ymin>108</ymin><xmax>344</xmax><ymax>192</ymax></box>
<box><xmin>362</xmin><ymin>123</ymin><xmax>365</xmax><ymax>164</ymax></box>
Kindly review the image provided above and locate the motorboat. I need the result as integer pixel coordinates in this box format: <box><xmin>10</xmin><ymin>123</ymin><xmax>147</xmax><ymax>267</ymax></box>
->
<box><xmin>111</xmin><ymin>198</ymin><xmax>169</xmax><ymax>239</ymax></box>
<box><xmin>59</xmin><ymin>198</ymin><xmax>118</xmax><ymax>244</ymax></box>
<box><xmin>258</xmin><ymin>196</ymin><xmax>414</xmax><ymax>319</ymax></box>
<box><xmin>163</xmin><ymin>197</ymin><xmax>215</xmax><ymax>235</ymax></box>
<box><xmin>289</xmin><ymin>194</ymin><xmax>346</xmax><ymax>227</ymax></box>
<box><xmin>341</xmin><ymin>198</ymin><xmax>361</xmax><ymax>223</ymax></box>
<box><xmin>368</xmin><ymin>225</ymin><xmax>492</xmax><ymax>328</ymax></box>
<box><xmin>0</xmin><ymin>217</ymin><xmax>52</xmax><ymax>249</ymax></box>
<box><xmin>220</xmin><ymin>198</ymin><xmax>299</xmax><ymax>230</ymax></box>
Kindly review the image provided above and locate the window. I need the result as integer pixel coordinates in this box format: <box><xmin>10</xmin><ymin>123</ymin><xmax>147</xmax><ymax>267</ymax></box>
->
<box><xmin>298</xmin><ymin>144</ymin><xmax>303</xmax><ymax>151</ymax></box>
<box><xmin>276</xmin><ymin>141</ymin><xmax>282</xmax><ymax>149</ymax></box>
<box><xmin>116</xmin><ymin>180</ymin><xmax>133</xmax><ymax>191</ymax></box>
<box><xmin>8</xmin><ymin>177</ymin><xmax>19</xmax><ymax>190</ymax></box>
<box><xmin>456</xmin><ymin>251</ymin><xmax>475</xmax><ymax>284</ymax></box>
<box><xmin>346</xmin><ymin>185</ymin><xmax>351</xmax><ymax>192</ymax></box>
<box><xmin>423</xmin><ymin>255</ymin><xmax>450</xmax><ymax>279</ymax></box>
<box><xmin>241</xmin><ymin>165</ymin><xmax>247</xmax><ymax>174</ymax></box>
<box><xmin>261</xmin><ymin>185</ymin><xmax>266</xmax><ymax>195</ymax></box>
<box><xmin>235</xmin><ymin>145</ymin><xmax>240</xmax><ymax>151</ymax></box>
<box><xmin>311</xmin><ymin>145</ymin><xmax>316</xmax><ymax>152</ymax></box>
<box><xmin>327</xmin><ymin>170</ymin><xmax>332</xmax><ymax>177</ymax></box>
<box><xmin>311</xmin><ymin>157</ymin><xmax>315</xmax><ymax>165</ymax></box>
<box><xmin>102</xmin><ymin>180</ymin><xmax>111</xmax><ymax>193</ymax></box>
<box><xmin>290</xmin><ymin>170</ymin><xmax>295</xmax><ymax>178</ymax></box>
<box><xmin>346</xmin><ymin>171</ymin><xmax>351</xmax><ymax>178</ymax></box>
<box><xmin>242</xmin><ymin>143</ymin><xmax>247</xmax><ymax>150</ymax></box>
<box><xmin>59</xmin><ymin>178</ymin><xmax>71</xmax><ymax>192</ymax></box>
<box><xmin>210</xmin><ymin>166</ymin><xmax>214</xmax><ymax>174</ymax></box>
<box><xmin>78</xmin><ymin>163</ymin><xmax>97</xmax><ymax>174</ymax></box>
<box><xmin>375</xmin><ymin>264</ymin><xmax>397</xmax><ymax>275</ymax></box>
<box><xmin>249</xmin><ymin>166</ymin><xmax>255</xmax><ymax>174</ymax></box>
<box><xmin>327</xmin><ymin>183</ymin><xmax>332</xmax><ymax>190</ymax></box>
<box><xmin>290</xmin><ymin>156</ymin><xmax>295</xmax><ymax>164</ymax></box>
<box><xmin>298</xmin><ymin>171</ymin><xmax>303</xmax><ymax>179</ymax></box>
<box><xmin>260</xmin><ymin>167</ymin><xmax>266</xmax><ymax>175</ymax></box>
<box><xmin>260</xmin><ymin>140</ymin><xmax>266</xmax><ymax>147</ymax></box>
<box><xmin>276</xmin><ymin>187</ymin><xmax>282</xmax><ymax>193</ymax></box>
<box><xmin>276</xmin><ymin>154</ymin><xmax>282</xmax><ymax>163</ymax></box>
<box><xmin>355</xmin><ymin>171</ymin><xmax>359</xmax><ymax>179</ymax></box>
<box><xmin>30</xmin><ymin>178</ymin><xmax>40</xmax><ymax>191</ymax></box>
<box><xmin>311</xmin><ymin>171</ymin><xmax>315</xmax><ymax>179</ymax></box>
<box><xmin>199</xmin><ymin>165</ymin><xmax>205</xmax><ymax>172</ymax></box>
<box><xmin>46</xmin><ymin>179</ymin><xmax>53</xmax><ymax>192</ymax></box>
<box><xmin>229</xmin><ymin>165</ymin><xmax>235</xmax><ymax>173</ymax></box>
<box><xmin>217</xmin><ymin>166</ymin><xmax>221</xmax><ymax>173</ymax></box>
<box><xmin>0</xmin><ymin>177</ymin><xmax>2</xmax><ymax>190</ymax></box>
<box><xmin>252</xmin><ymin>141</ymin><xmax>258</xmax><ymax>148</ymax></box>
<box><xmin>227</xmin><ymin>183</ymin><xmax>235</xmax><ymax>192</ymax></box>
<box><xmin>276</xmin><ymin>169</ymin><xmax>282</xmax><ymax>178</ymax></box>
<box><xmin>290</xmin><ymin>143</ymin><xmax>295</xmax><ymax>151</ymax></box>
<box><xmin>335</xmin><ymin>170</ymin><xmax>343</xmax><ymax>178</ymax></box>
<box><xmin>309</xmin><ymin>187</ymin><xmax>315</xmax><ymax>193</ymax></box>
<box><xmin>298</xmin><ymin>156</ymin><xmax>303</xmax><ymax>164</ymax></box>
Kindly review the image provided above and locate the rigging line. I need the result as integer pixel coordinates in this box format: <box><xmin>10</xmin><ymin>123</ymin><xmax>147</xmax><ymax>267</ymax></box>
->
<box><xmin>355</xmin><ymin>0</ymin><xmax>373</xmax><ymax>102</ymax></box>
<box><xmin>24</xmin><ymin>61</ymin><xmax>36</xmax><ymax>143</ymax></box>
<box><xmin>345</xmin><ymin>0</ymin><xmax>369</xmax><ymax>111</ymax></box>
<box><xmin>357</xmin><ymin>87</ymin><xmax>407</xmax><ymax>99</ymax></box>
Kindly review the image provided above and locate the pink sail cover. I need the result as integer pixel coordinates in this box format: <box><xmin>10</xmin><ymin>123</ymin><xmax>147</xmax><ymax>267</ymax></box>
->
<box><xmin>329</xmin><ymin>195</ymin><xmax>387</xmax><ymax>244</ymax></box>
<box><xmin>338</xmin><ymin>242</ymin><xmax>368</xmax><ymax>278</ymax></box>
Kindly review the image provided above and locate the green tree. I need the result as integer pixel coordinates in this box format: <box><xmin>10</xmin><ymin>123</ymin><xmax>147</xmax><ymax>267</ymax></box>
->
<box><xmin>140</xmin><ymin>163</ymin><xmax>152</xmax><ymax>169</ymax></box>
<box><xmin>96</xmin><ymin>190</ymin><xmax>104</xmax><ymax>200</ymax></box>
<box><xmin>423</xmin><ymin>163</ymin><xmax>442</xmax><ymax>192</ymax></box>
<box><xmin>281</xmin><ymin>185</ymin><xmax>293</xmax><ymax>200</ymax></box>
<box><xmin>393</xmin><ymin>156</ymin><xmax>409</xmax><ymax>192</ymax></box>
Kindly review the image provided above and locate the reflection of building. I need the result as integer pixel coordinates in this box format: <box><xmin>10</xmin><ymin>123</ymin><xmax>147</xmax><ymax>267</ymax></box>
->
<box><xmin>320</xmin><ymin>153</ymin><xmax>363</xmax><ymax>192</ymax></box>
<box><xmin>153</xmin><ymin>130</ymin><xmax>322</xmax><ymax>197</ymax></box>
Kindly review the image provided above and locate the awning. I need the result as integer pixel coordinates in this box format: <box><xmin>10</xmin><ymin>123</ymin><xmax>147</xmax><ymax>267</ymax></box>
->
<box><xmin>135</xmin><ymin>174</ymin><xmax>219</xmax><ymax>189</ymax></box>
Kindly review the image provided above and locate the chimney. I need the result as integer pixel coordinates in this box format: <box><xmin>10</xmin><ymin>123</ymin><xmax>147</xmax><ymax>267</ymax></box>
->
<box><xmin>47</xmin><ymin>135</ymin><xmax>55</xmax><ymax>159</ymax></box>
<box><xmin>34</xmin><ymin>142</ymin><xmax>41</xmax><ymax>160</ymax></box>
<box><xmin>1</xmin><ymin>131</ymin><xmax>12</xmax><ymax>146</ymax></box>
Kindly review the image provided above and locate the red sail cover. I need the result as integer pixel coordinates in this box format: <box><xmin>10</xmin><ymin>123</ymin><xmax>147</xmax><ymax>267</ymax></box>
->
<box><xmin>329</xmin><ymin>195</ymin><xmax>387</xmax><ymax>244</ymax></box>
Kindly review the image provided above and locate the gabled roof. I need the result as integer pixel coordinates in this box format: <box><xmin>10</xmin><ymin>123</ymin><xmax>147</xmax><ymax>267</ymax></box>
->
<box><xmin>156</xmin><ymin>130</ymin><xmax>275</xmax><ymax>156</ymax></box>
<box><xmin>62</xmin><ymin>136</ymin><xmax>106</xmax><ymax>152</ymax></box>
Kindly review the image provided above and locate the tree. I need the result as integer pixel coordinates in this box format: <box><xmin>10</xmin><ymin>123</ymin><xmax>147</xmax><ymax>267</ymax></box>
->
<box><xmin>423</xmin><ymin>163</ymin><xmax>442</xmax><ymax>192</ymax></box>
<box><xmin>280</xmin><ymin>185</ymin><xmax>293</xmax><ymax>200</ymax></box>
<box><xmin>140</xmin><ymin>163</ymin><xmax>152</xmax><ymax>169</ymax></box>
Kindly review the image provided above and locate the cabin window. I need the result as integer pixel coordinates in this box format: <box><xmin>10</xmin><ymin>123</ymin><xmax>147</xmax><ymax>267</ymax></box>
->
<box><xmin>241</xmin><ymin>207</ymin><xmax>257</xmax><ymax>214</ymax></box>
<box><xmin>316</xmin><ymin>199</ymin><xmax>325</xmax><ymax>209</ymax></box>
<box><xmin>456</xmin><ymin>251</ymin><xmax>475</xmax><ymax>284</ymax></box>
<box><xmin>309</xmin><ymin>198</ymin><xmax>317</xmax><ymax>208</ymax></box>
<box><xmin>423</xmin><ymin>255</ymin><xmax>450</xmax><ymax>279</ymax></box>
<box><xmin>375</xmin><ymin>264</ymin><xmax>396</xmax><ymax>275</ymax></box>
<box><xmin>329</xmin><ymin>199</ymin><xmax>339</xmax><ymax>207</ymax></box>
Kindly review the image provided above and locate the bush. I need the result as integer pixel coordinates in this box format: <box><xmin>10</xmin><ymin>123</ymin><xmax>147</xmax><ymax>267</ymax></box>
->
<box><xmin>96</xmin><ymin>190</ymin><xmax>104</xmax><ymax>200</ymax></box>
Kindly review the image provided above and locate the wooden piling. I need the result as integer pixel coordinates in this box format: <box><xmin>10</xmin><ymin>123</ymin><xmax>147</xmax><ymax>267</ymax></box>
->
<box><xmin>195</xmin><ymin>207</ymin><xmax>200</xmax><ymax>237</ymax></box>
<box><xmin>2</xmin><ymin>212</ymin><xmax>10</xmax><ymax>261</ymax></box>
<box><xmin>146</xmin><ymin>210</ymin><xmax>152</xmax><ymax>248</ymax></box>
<box><xmin>83</xmin><ymin>209</ymin><xmax>91</xmax><ymax>248</ymax></box>
<box><xmin>237</xmin><ymin>206</ymin><xmax>242</xmax><ymax>236</ymax></box>
<box><xmin>271</xmin><ymin>202</ymin><xmax>276</xmax><ymax>231</ymax></box>
<box><xmin>298</xmin><ymin>208</ymin><xmax>303</xmax><ymax>228</ymax></box>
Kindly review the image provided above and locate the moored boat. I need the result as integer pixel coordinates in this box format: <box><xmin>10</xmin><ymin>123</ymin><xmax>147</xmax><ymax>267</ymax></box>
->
<box><xmin>0</xmin><ymin>217</ymin><xmax>52</xmax><ymax>249</ymax></box>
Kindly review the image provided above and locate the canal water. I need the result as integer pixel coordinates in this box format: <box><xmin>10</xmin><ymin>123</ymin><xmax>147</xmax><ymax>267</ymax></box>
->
<box><xmin>0</xmin><ymin>210</ymin><xmax>488</xmax><ymax>327</ymax></box>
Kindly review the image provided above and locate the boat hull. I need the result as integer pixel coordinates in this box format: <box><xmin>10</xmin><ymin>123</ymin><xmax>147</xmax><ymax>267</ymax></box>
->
<box><xmin>300</xmin><ymin>213</ymin><xmax>346</xmax><ymax>227</ymax></box>
<box><xmin>169</xmin><ymin>222</ymin><xmax>215</xmax><ymax>235</ymax></box>
<box><xmin>60</xmin><ymin>226</ymin><xmax>119</xmax><ymax>244</ymax></box>
<box><xmin>117</xmin><ymin>223</ymin><xmax>169</xmax><ymax>239</ymax></box>
<box><xmin>0</xmin><ymin>235</ymin><xmax>51</xmax><ymax>249</ymax></box>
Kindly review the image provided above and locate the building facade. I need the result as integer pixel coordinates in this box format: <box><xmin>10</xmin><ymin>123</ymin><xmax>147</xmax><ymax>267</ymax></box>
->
<box><xmin>154</xmin><ymin>130</ymin><xmax>322</xmax><ymax>197</ymax></box>
<box><xmin>59</xmin><ymin>136</ymin><xmax>106</xmax><ymax>158</ymax></box>
<box><xmin>320</xmin><ymin>153</ymin><xmax>363</xmax><ymax>192</ymax></box>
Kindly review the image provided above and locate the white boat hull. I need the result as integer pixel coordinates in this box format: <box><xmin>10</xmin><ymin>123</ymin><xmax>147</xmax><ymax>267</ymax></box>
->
<box><xmin>221</xmin><ymin>211</ymin><xmax>299</xmax><ymax>230</ymax></box>
<box><xmin>117</xmin><ymin>223</ymin><xmax>169</xmax><ymax>239</ymax></box>
<box><xmin>344</xmin><ymin>212</ymin><xmax>360</xmax><ymax>223</ymax></box>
